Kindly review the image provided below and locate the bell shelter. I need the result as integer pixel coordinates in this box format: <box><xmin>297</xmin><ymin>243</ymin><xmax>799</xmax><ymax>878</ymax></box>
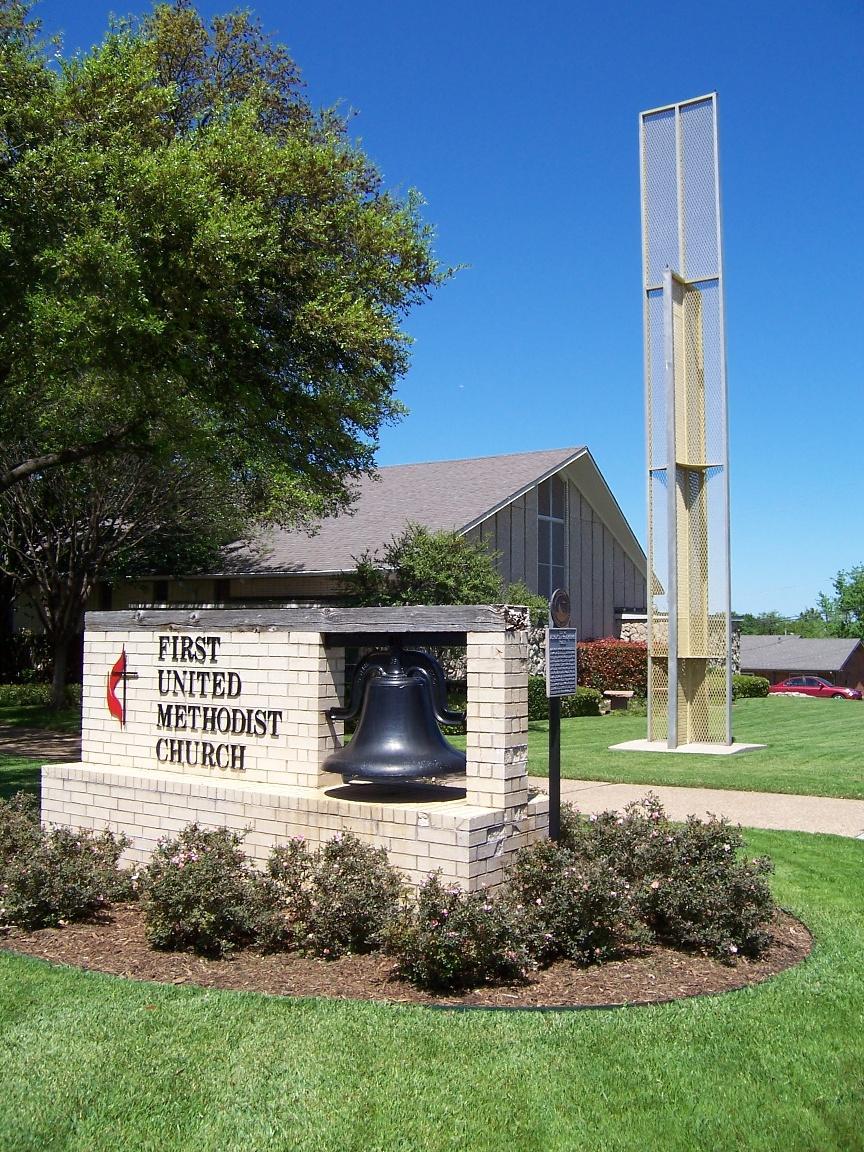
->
<box><xmin>41</xmin><ymin>605</ymin><xmax>549</xmax><ymax>892</ymax></box>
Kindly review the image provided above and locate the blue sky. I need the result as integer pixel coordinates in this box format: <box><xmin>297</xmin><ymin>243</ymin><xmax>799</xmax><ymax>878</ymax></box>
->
<box><xmin>33</xmin><ymin>0</ymin><xmax>863</xmax><ymax>616</ymax></box>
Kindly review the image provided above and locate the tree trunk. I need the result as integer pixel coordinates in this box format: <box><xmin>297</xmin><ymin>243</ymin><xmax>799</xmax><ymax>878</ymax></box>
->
<box><xmin>50</xmin><ymin>635</ymin><xmax>68</xmax><ymax>710</ymax></box>
<box><xmin>0</xmin><ymin>575</ymin><xmax>17</xmax><ymax>682</ymax></box>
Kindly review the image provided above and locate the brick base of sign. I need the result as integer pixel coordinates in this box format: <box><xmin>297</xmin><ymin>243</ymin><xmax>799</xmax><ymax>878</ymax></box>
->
<box><xmin>44</xmin><ymin>606</ymin><xmax>549</xmax><ymax>893</ymax></box>
<box><xmin>42</xmin><ymin>761</ymin><xmax>550</xmax><ymax>892</ymax></box>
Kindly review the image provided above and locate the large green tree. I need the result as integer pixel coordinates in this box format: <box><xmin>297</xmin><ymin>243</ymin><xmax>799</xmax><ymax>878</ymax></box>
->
<box><xmin>0</xmin><ymin>0</ymin><xmax>444</xmax><ymax>524</ymax></box>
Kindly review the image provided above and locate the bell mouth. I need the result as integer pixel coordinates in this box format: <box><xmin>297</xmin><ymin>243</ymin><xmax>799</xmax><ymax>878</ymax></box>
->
<box><xmin>324</xmin><ymin>781</ymin><xmax>467</xmax><ymax>805</ymax></box>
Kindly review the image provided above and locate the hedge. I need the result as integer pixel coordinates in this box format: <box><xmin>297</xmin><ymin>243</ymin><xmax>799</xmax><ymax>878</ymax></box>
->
<box><xmin>732</xmin><ymin>674</ymin><xmax>770</xmax><ymax>699</ymax></box>
<box><xmin>577</xmin><ymin>638</ymin><xmax>648</xmax><ymax>697</ymax></box>
<box><xmin>0</xmin><ymin>682</ymin><xmax>81</xmax><ymax>707</ymax></box>
<box><xmin>527</xmin><ymin>679</ymin><xmax>602</xmax><ymax>720</ymax></box>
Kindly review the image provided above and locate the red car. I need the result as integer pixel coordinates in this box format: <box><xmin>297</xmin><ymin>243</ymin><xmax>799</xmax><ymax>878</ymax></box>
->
<box><xmin>769</xmin><ymin>676</ymin><xmax>862</xmax><ymax>700</ymax></box>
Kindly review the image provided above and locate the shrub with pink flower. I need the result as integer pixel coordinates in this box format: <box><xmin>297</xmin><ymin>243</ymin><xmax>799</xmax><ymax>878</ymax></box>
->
<box><xmin>0</xmin><ymin>792</ymin><xmax>130</xmax><ymax>930</ymax></box>
<box><xmin>293</xmin><ymin>833</ymin><xmax>404</xmax><ymax>959</ymax></box>
<box><xmin>141</xmin><ymin>824</ymin><xmax>286</xmax><ymax>957</ymax></box>
<box><xmin>557</xmin><ymin>796</ymin><xmax>775</xmax><ymax>961</ymax></box>
<box><xmin>504</xmin><ymin>838</ymin><xmax>649</xmax><ymax>966</ymax></box>
<box><xmin>384</xmin><ymin>873</ymin><xmax>532</xmax><ymax>991</ymax></box>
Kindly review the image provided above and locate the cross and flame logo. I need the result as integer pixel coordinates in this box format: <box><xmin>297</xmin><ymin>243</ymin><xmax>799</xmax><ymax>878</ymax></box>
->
<box><xmin>106</xmin><ymin>646</ymin><xmax>138</xmax><ymax>727</ymax></box>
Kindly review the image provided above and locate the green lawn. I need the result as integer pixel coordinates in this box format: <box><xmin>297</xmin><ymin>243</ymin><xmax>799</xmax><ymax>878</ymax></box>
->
<box><xmin>0</xmin><ymin>701</ymin><xmax>81</xmax><ymax>733</ymax></box>
<box><xmin>3</xmin><ymin>693</ymin><xmax>864</xmax><ymax>801</ymax></box>
<box><xmin>0</xmin><ymin>757</ymin><xmax>41</xmax><ymax>801</ymax></box>
<box><xmin>525</xmin><ymin>696</ymin><xmax>864</xmax><ymax>799</ymax></box>
<box><xmin>0</xmin><ymin>829</ymin><xmax>861</xmax><ymax>1151</ymax></box>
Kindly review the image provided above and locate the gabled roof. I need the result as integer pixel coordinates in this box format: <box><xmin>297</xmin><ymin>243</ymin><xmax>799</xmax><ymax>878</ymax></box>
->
<box><xmin>219</xmin><ymin>446</ymin><xmax>646</xmax><ymax>577</ymax></box>
<box><xmin>740</xmin><ymin>635</ymin><xmax>863</xmax><ymax>673</ymax></box>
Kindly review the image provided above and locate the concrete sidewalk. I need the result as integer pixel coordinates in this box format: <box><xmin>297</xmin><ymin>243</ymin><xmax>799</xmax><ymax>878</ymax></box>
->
<box><xmin>0</xmin><ymin>726</ymin><xmax>82</xmax><ymax>761</ymax></box>
<box><xmin>543</xmin><ymin>778</ymin><xmax>864</xmax><ymax>839</ymax></box>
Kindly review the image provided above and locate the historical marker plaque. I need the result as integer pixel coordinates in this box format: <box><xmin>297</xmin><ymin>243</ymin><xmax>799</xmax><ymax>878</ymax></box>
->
<box><xmin>545</xmin><ymin>628</ymin><xmax>578</xmax><ymax>698</ymax></box>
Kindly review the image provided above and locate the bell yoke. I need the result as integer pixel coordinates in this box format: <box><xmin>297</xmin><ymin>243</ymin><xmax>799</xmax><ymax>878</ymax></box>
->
<box><xmin>324</xmin><ymin>647</ymin><xmax>466</xmax><ymax>784</ymax></box>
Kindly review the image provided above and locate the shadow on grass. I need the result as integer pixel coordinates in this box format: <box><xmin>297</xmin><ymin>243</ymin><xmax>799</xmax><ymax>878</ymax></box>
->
<box><xmin>0</xmin><ymin>703</ymin><xmax>81</xmax><ymax>733</ymax></box>
<box><xmin>0</xmin><ymin>757</ymin><xmax>41</xmax><ymax>801</ymax></box>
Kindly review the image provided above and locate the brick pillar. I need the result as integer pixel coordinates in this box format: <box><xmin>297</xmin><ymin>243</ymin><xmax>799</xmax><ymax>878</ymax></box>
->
<box><xmin>464</xmin><ymin>628</ymin><xmax>529</xmax><ymax>810</ymax></box>
<box><xmin>282</xmin><ymin>633</ymin><xmax>344</xmax><ymax>788</ymax></box>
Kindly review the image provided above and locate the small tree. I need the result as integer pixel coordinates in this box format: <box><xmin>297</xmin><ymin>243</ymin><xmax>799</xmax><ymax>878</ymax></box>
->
<box><xmin>816</xmin><ymin>565</ymin><xmax>864</xmax><ymax>640</ymax></box>
<box><xmin>0</xmin><ymin>449</ymin><xmax>245</xmax><ymax>705</ymax></box>
<box><xmin>348</xmin><ymin>523</ymin><xmax>502</xmax><ymax>606</ymax></box>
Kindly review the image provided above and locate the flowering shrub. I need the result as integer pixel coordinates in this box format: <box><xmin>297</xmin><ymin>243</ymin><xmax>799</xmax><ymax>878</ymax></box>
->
<box><xmin>559</xmin><ymin>794</ymin><xmax>674</xmax><ymax>875</ymax></box>
<box><xmin>141</xmin><ymin>825</ymin><xmax>286</xmax><ymax>957</ymax></box>
<box><xmin>268</xmin><ymin>832</ymin><xmax>405</xmax><ymax>958</ymax></box>
<box><xmin>577</xmin><ymin>638</ymin><xmax>648</xmax><ymax>697</ymax></box>
<box><xmin>559</xmin><ymin>796</ymin><xmax>775</xmax><ymax>960</ymax></box>
<box><xmin>299</xmin><ymin>833</ymin><xmax>404</xmax><ymax>959</ymax></box>
<box><xmin>631</xmin><ymin>814</ymin><xmax>775</xmax><ymax>958</ymax></box>
<box><xmin>266</xmin><ymin>836</ymin><xmax>315</xmax><ymax>947</ymax></box>
<box><xmin>2</xmin><ymin>790</ymin><xmax>776</xmax><ymax>978</ymax></box>
<box><xmin>505</xmin><ymin>839</ymin><xmax>649</xmax><ymax>965</ymax></box>
<box><xmin>384</xmin><ymin>873</ymin><xmax>532</xmax><ymax>991</ymax></box>
<box><xmin>0</xmin><ymin>793</ymin><xmax>130</xmax><ymax>930</ymax></box>
<box><xmin>143</xmin><ymin>827</ymin><xmax>403</xmax><ymax>960</ymax></box>
<box><xmin>0</xmin><ymin>792</ymin><xmax>42</xmax><ymax>866</ymax></box>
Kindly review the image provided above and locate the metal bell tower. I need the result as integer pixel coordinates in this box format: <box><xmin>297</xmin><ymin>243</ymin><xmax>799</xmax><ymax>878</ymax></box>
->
<box><xmin>639</xmin><ymin>94</ymin><xmax>732</xmax><ymax>748</ymax></box>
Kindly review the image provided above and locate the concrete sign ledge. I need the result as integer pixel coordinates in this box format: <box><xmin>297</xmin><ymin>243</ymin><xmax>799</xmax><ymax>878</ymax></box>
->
<box><xmin>610</xmin><ymin>739</ymin><xmax>767</xmax><ymax>757</ymax></box>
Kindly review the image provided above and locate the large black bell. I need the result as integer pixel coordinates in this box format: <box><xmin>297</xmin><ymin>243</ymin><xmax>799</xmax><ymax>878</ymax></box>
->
<box><xmin>323</xmin><ymin>647</ymin><xmax>466</xmax><ymax>784</ymax></box>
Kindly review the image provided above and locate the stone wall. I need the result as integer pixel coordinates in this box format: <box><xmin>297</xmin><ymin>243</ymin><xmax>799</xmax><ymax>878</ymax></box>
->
<box><xmin>523</xmin><ymin>614</ymin><xmax>740</xmax><ymax>682</ymax></box>
<box><xmin>617</xmin><ymin>614</ymin><xmax>649</xmax><ymax>645</ymax></box>
<box><xmin>616</xmin><ymin>613</ymin><xmax>740</xmax><ymax>672</ymax></box>
<box><xmin>527</xmin><ymin>627</ymin><xmax>546</xmax><ymax>677</ymax></box>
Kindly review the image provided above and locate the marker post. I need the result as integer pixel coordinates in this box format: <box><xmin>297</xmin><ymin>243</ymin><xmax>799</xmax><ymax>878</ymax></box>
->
<box><xmin>545</xmin><ymin>590</ymin><xmax>577</xmax><ymax>843</ymax></box>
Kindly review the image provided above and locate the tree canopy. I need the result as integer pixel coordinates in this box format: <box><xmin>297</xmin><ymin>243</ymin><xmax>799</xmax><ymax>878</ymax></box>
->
<box><xmin>0</xmin><ymin>448</ymin><xmax>247</xmax><ymax>702</ymax></box>
<box><xmin>0</xmin><ymin>0</ymin><xmax>445</xmax><ymax>524</ymax></box>
<box><xmin>817</xmin><ymin>565</ymin><xmax>864</xmax><ymax>640</ymax></box>
<box><xmin>735</xmin><ymin>610</ymin><xmax>802</xmax><ymax>636</ymax></box>
<box><xmin>736</xmin><ymin>565</ymin><xmax>864</xmax><ymax>641</ymax></box>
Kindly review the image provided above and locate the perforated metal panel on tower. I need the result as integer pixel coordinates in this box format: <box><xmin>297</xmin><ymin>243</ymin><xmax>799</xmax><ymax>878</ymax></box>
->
<box><xmin>639</xmin><ymin>94</ymin><xmax>731</xmax><ymax>747</ymax></box>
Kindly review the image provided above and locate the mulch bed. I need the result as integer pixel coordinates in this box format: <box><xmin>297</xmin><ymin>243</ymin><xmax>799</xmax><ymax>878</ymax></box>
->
<box><xmin>0</xmin><ymin>904</ymin><xmax>811</xmax><ymax>1009</ymax></box>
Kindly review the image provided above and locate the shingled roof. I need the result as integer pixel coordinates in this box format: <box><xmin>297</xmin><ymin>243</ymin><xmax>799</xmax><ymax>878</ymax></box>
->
<box><xmin>740</xmin><ymin>635</ymin><xmax>863</xmax><ymax>673</ymax></box>
<box><xmin>220</xmin><ymin>446</ymin><xmax>644</xmax><ymax>577</ymax></box>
